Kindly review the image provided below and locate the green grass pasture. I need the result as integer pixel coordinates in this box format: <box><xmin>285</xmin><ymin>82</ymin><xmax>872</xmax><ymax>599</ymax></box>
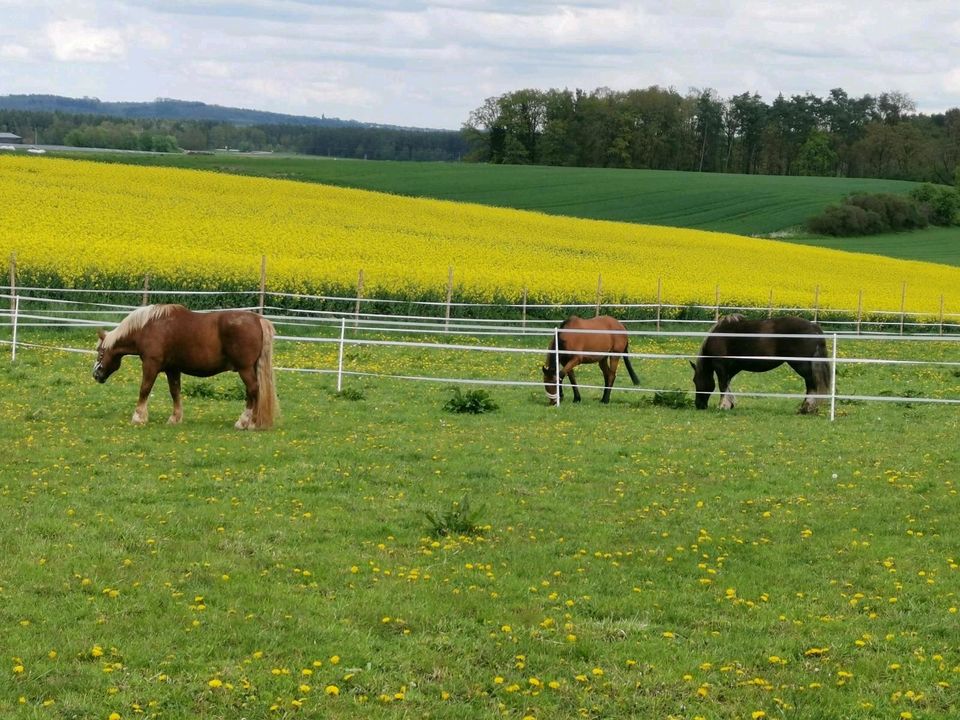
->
<box><xmin>2</xmin><ymin>327</ymin><xmax>958</xmax><ymax>719</ymax></box>
<box><xmin>786</xmin><ymin>227</ymin><xmax>960</xmax><ymax>267</ymax></box>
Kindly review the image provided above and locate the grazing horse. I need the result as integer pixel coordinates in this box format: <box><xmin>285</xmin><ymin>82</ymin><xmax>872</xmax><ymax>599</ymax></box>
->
<box><xmin>93</xmin><ymin>304</ymin><xmax>279</xmax><ymax>429</ymax></box>
<box><xmin>690</xmin><ymin>314</ymin><xmax>831</xmax><ymax>414</ymax></box>
<box><xmin>542</xmin><ymin>315</ymin><xmax>640</xmax><ymax>405</ymax></box>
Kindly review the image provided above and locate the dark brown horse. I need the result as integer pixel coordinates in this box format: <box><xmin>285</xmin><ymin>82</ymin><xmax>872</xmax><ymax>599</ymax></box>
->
<box><xmin>93</xmin><ymin>304</ymin><xmax>279</xmax><ymax>429</ymax></box>
<box><xmin>690</xmin><ymin>315</ymin><xmax>831</xmax><ymax>413</ymax></box>
<box><xmin>542</xmin><ymin>315</ymin><xmax>640</xmax><ymax>405</ymax></box>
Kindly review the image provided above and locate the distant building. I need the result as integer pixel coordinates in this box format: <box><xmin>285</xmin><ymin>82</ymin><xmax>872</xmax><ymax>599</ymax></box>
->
<box><xmin>0</xmin><ymin>132</ymin><xmax>23</xmax><ymax>144</ymax></box>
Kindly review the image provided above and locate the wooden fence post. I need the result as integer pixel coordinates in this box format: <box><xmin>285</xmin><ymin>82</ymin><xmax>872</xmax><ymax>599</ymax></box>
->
<box><xmin>354</xmin><ymin>269</ymin><xmax>364</xmax><ymax>328</ymax></box>
<box><xmin>521</xmin><ymin>286</ymin><xmax>528</xmax><ymax>335</ymax></box>
<box><xmin>813</xmin><ymin>284</ymin><xmax>820</xmax><ymax>323</ymax></box>
<box><xmin>939</xmin><ymin>295</ymin><xmax>945</xmax><ymax>336</ymax></box>
<box><xmin>258</xmin><ymin>255</ymin><xmax>267</xmax><ymax>315</ymax></box>
<box><xmin>714</xmin><ymin>285</ymin><xmax>720</xmax><ymax>323</ymax></box>
<box><xmin>767</xmin><ymin>288</ymin><xmax>774</xmax><ymax>318</ymax></box>
<box><xmin>142</xmin><ymin>274</ymin><xmax>150</xmax><ymax>306</ymax></box>
<box><xmin>655</xmin><ymin>276</ymin><xmax>662</xmax><ymax>331</ymax></box>
<box><xmin>444</xmin><ymin>266</ymin><xmax>454</xmax><ymax>331</ymax></box>
<box><xmin>595</xmin><ymin>273</ymin><xmax>603</xmax><ymax>317</ymax></box>
<box><xmin>899</xmin><ymin>281</ymin><xmax>906</xmax><ymax>335</ymax></box>
<box><xmin>856</xmin><ymin>290</ymin><xmax>863</xmax><ymax>335</ymax></box>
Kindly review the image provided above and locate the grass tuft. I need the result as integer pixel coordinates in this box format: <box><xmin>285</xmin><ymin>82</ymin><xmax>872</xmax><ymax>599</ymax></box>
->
<box><xmin>651</xmin><ymin>389</ymin><xmax>693</xmax><ymax>409</ymax></box>
<box><xmin>443</xmin><ymin>387</ymin><xmax>498</xmax><ymax>414</ymax></box>
<box><xmin>423</xmin><ymin>496</ymin><xmax>486</xmax><ymax>537</ymax></box>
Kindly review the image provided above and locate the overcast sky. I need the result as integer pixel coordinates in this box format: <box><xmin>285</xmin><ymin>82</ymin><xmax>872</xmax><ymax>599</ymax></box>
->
<box><xmin>2</xmin><ymin>0</ymin><xmax>959</xmax><ymax>130</ymax></box>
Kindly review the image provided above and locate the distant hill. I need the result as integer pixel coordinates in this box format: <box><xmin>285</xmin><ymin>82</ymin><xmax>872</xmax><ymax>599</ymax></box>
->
<box><xmin>0</xmin><ymin>94</ymin><xmax>425</xmax><ymax>130</ymax></box>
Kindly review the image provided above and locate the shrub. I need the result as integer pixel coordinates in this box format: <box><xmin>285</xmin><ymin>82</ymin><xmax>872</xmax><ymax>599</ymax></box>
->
<box><xmin>807</xmin><ymin>203</ymin><xmax>885</xmax><ymax>236</ymax></box>
<box><xmin>847</xmin><ymin>193</ymin><xmax>926</xmax><ymax>231</ymax></box>
<box><xmin>806</xmin><ymin>191</ymin><xmax>933</xmax><ymax>236</ymax></box>
<box><xmin>909</xmin><ymin>183</ymin><xmax>960</xmax><ymax>226</ymax></box>
<box><xmin>443</xmin><ymin>387</ymin><xmax>498</xmax><ymax>414</ymax></box>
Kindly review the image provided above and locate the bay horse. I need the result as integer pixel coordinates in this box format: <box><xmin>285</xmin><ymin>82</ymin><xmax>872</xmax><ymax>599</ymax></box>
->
<box><xmin>542</xmin><ymin>315</ymin><xmax>640</xmax><ymax>405</ymax></box>
<box><xmin>93</xmin><ymin>304</ymin><xmax>279</xmax><ymax>429</ymax></box>
<box><xmin>690</xmin><ymin>314</ymin><xmax>831</xmax><ymax>414</ymax></box>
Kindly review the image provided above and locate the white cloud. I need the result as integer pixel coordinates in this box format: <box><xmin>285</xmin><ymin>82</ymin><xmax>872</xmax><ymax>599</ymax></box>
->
<box><xmin>0</xmin><ymin>44</ymin><xmax>30</xmax><ymax>60</ymax></box>
<box><xmin>1</xmin><ymin>1</ymin><xmax>955</xmax><ymax>127</ymax></box>
<box><xmin>945</xmin><ymin>68</ymin><xmax>960</xmax><ymax>94</ymax></box>
<box><xmin>46</xmin><ymin>20</ymin><xmax>126</xmax><ymax>63</ymax></box>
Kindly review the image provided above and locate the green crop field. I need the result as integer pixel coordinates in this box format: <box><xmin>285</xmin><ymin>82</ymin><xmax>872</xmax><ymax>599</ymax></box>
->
<box><xmin>786</xmin><ymin>227</ymin><xmax>960</xmax><ymax>267</ymax></box>
<box><xmin>61</xmin><ymin>151</ymin><xmax>922</xmax><ymax>237</ymax></box>
<box><xmin>2</xmin><ymin>327</ymin><xmax>958</xmax><ymax>719</ymax></box>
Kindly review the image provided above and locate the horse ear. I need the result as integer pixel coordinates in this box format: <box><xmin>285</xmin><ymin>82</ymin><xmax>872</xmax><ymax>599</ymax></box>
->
<box><xmin>689</xmin><ymin>361</ymin><xmax>696</xmax><ymax>371</ymax></box>
<box><xmin>97</xmin><ymin>329</ymin><xmax>106</xmax><ymax>340</ymax></box>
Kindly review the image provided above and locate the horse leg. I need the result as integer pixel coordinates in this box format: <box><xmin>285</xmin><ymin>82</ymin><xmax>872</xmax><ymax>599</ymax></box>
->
<box><xmin>561</xmin><ymin>358</ymin><xmax>582</xmax><ymax>402</ymax></box>
<box><xmin>717</xmin><ymin>367</ymin><xmax>737</xmax><ymax>410</ymax></box>
<box><xmin>235</xmin><ymin>366</ymin><xmax>259</xmax><ymax>430</ymax></box>
<box><xmin>132</xmin><ymin>362</ymin><xmax>159</xmax><ymax>425</ymax></box>
<box><xmin>566</xmin><ymin>368</ymin><xmax>582</xmax><ymax>403</ymax></box>
<box><xmin>601</xmin><ymin>357</ymin><xmax>620</xmax><ymax>404</ymax></box>
<box><xmin>166</xmin><ymin>370</ymin><xmax>183</xmax><ymax>424</ymax></box>
<box><xmin>791</xmin><ymin>361</ymin><xmax>819</xmax><ymax>414</ymax></box>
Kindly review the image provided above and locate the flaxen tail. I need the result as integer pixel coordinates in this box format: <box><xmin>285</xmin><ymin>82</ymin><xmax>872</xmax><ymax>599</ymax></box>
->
<box><xmin>253</xmin><ymin>317</ymin><xmax>279</xmax><ymax>429</ymax></box>
<box><xmin>623</xmin><ymin>343</ymin><xmax>640</xmax><ymax>385</ymax></box>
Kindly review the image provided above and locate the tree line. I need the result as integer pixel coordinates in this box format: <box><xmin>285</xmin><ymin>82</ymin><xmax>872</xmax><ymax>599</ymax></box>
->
<box><xmin>462</xmin><ymin>87</ymin><xmax>960</xmax><ymax>183</ymax></box>
<box><xmin>0</xmin><ymin>109</ymin><xmax>468</xmax><ymax>161</ymax></box>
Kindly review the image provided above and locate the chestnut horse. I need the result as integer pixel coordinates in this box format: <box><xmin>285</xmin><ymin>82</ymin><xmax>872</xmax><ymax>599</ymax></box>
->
<box><xmin>542</xmin><ymin>315</ymin><xmax>639</xmax><ymax>405</ymax></box>
<box><xmin>93</xmin><ymin>304</ymin><xmax>279</xmax><ymax>429</ymax></box>
<box><xmin>690</xmin><ymin>314</ymin><xmax>831</xmax><ymax>414</ymax></box>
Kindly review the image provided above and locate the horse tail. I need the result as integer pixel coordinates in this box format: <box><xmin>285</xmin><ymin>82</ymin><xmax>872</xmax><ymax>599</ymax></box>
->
<box><xmin>622</xmin><ymin>343</ymin><xmax>640</xmax><ymax>385</ymax></box>
<box><xmin>254</xmin><ymin>317</ymin><xmax>280</xmax><ymax>429</ymax></box>
<box><xmin>813</xmin><ymin>336</ymin><xmax>832</xmax><ymax>398</ymax></box>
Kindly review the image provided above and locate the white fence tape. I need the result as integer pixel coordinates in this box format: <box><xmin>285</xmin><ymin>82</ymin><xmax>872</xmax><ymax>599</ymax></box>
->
<box><xmin>2</xmin><ymin>291</ymin><xmax>958</xmax><ymax>417</ymax></box>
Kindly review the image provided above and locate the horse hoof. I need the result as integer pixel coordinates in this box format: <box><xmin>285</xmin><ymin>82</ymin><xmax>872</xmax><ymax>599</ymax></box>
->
<box><xmin>131</xmin><ymin>412</ymin><xmax>148</xmax><ymax>425</ymax></box>
<box><xmin>167</xmin><ymin>415</ymin><xmax>182</xmax><ymax>425</ymax></box>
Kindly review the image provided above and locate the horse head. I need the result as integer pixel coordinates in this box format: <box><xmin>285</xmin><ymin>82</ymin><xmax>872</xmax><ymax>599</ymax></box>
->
<box><xmin>93</xmin><ymin>329</ymin><xmax>123</xmax><ymax>383</ymax></box>
<box><xmin>542</xmin><ymin>364</ymin><xmax>561</xmax><ymax>406</ymax></box>
<box><xmin>690</xmin><ymin>360</ymin><xmax>714</xmax><ymax>410</ymax></box>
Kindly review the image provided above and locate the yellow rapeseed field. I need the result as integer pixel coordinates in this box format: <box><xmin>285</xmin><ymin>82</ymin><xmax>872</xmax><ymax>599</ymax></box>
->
<box><xmin>1</xmin><ymin>155</ymin><xmax>958</xmax><ymax>314</ymax></box>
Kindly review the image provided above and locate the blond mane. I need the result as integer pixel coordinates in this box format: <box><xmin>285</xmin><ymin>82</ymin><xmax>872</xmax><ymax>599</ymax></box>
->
<box><xmin>102</xmin><ymin>304</ymin><xmax>179</xmax><ymax>349</ymax></box>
